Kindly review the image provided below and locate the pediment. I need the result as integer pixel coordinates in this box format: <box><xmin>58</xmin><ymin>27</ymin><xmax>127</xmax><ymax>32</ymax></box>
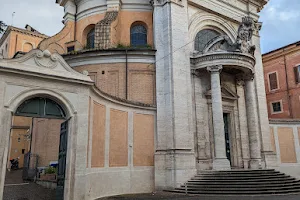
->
<box><xmin>0</xmin><ymin>49</ymin><xmax>93</xmax><ymax>83</ymax></box>
<box><xmin>206</xmin><ymin>84</ymin><xmax>239</xmax><ymax>100</ymax></box>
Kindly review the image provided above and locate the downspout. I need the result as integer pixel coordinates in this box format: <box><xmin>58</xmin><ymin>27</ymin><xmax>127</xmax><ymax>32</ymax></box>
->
<box><xmin>283</xmin><ymin>49</ymin><xmax>293</xmax><ymax>118</ymax></box>
<box><xmin>14</xmin><ymin>34</ymin><xmax>18</xmax><ymax>56</ymax></box>
<box><xmin>125</xmin><ymin>49</ymin><xmax>128</xmax><ymax>100</ymax></box>
<box><xmin>74</xmin><ymin>1</ymin><xmax>77</xmax><ymax>44</ymax></box>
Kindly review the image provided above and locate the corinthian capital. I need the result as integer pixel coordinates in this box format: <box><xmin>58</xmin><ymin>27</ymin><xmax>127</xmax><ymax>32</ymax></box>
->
<box><xmin>207</xmin><ymin>65</ymin><xmax>223</xmax><ymax>73</ymax></box>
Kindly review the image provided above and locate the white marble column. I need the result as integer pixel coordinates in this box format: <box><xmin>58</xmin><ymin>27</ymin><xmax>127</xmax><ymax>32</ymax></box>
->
<box><xmin>207</xmin><ymin>65</ymin><xmax>230</xmax><ymax>170</ymax></box>
<box><xmin>244</xmin><ymin>75</ymin><xmax>262</xmax><ymax>169</ymax></box>
<box><xmin>236</xmin><ymin>77</ymin><xmax>250</xmax><ymax>169</ymax></box>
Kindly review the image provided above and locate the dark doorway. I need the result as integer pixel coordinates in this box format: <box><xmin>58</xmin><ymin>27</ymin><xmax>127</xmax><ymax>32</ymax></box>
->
<box><xmin>223</xmin><ymin>113</ymin><xmax>231</xmax><ymax>165</ymax></box>
<box><xmin>4</xmin><ymin>97</ymin><xmax>68</xmax><ymax>200</ymax></box>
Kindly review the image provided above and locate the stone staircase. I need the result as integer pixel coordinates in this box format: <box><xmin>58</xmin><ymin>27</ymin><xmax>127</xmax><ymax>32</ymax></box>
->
<box><xmin>166</xmin><ymin>169</ymin><xmax>300</xmax><ymax>195</ymax></box>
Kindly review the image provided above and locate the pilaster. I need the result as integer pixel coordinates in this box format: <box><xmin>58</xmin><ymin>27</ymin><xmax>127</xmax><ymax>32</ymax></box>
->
<box><xmin>252</xmin><ymin>24</ymin><xmax>278</xmax><ymax>168</ymax></box>
<box><xmin>153</xmin><ymin>0</ymin><xmax>196</xmax><ymax>189</ymax></box>
<box><xmin>63</xmin><ymin>0</ymin><xmax>76</xmax><ymax>23</ymax></box>
<box><xmin>236</xmin><ymin>76</ymin><xmax>250</xmax><ymax>169</ymax></box>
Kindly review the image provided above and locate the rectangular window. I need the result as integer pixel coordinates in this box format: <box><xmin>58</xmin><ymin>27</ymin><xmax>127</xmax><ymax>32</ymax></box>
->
<box><xmin>269</xmin><ymin>72</ymin><xmax>278</xmax><ymax>91</ymax></box>
<box><xmin>272</xmin><ymin>101</ymin><xmax>282</xmax><ymax>113</ymax></box>
<box><xmin>67</xmin><ymin>46</ymin><xmax>75</xmax><ymax>52</ymax></box>
<box><xmin>294</xmin><ymin>66</ymin><xmax>300</xmax><ymax>84</ymax></box>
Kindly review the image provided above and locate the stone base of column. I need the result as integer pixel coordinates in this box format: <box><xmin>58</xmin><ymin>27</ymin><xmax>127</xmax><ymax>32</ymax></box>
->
<box><xmin>249</xmin><ymin>159</ymin><xmax>262</xmax><ymax>169</ymax></box>
<box><xmin>155</xmin><ymin>151</ymin><xmax>196</xmax><ymax>190</ymax></box>
<box><xmin>263</xmin><ymin>151</ymin><xmax>278</xmax><ymax>168</ymax></box>
<box><xmin>212</xmin><ymin>158</ymin><xmax>231</xmax><ymax>170</ymax></box>
<box><xmin>243</xmin><ymin>159</ymin><xmax>250</xmax><ymax>169</ymax></box>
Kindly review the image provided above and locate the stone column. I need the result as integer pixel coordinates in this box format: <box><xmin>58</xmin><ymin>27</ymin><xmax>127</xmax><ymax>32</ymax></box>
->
<box><xmin>207</xmin><ymin>65</ymin><xmax>230</xmax><ymax>170</ymax></box>
<box><xmin>244</xmin><ymin>75</ymin><xmax>262</xmax><ymax>169</ymax></box>
<box><xmin>236</xmin><ymin>77</ymin><xmax>250</xmax><ymax>169</ymax></box>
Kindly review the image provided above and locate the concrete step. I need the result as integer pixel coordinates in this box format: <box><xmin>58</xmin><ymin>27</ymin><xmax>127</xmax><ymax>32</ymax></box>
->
<box><xmin>198</xmin><ymin>169</ymin><xmax>275</xmax><ymax>174</ymax></box>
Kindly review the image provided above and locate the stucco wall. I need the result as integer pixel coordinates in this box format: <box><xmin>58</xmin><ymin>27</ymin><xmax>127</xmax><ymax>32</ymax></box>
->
<box><xmin>269</xmin><ymin>121</ymin><xmax>300</xmax><ymax>178</ymax></box>
<box><xmin>31</xmin><ymin>118</ymin><xmax>65</xmax><ymax>167</ymax></box>
<box><xmin>85</xmin><ymin>88</ymin><xmax>156</xmax><ymax>199</ymax></box>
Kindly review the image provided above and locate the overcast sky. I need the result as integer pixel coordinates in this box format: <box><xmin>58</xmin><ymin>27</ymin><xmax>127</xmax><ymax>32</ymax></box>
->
<box><xmin>0</xmin><ymin>0</ymin><xmax>299</xmax><ymax>54</ymax></box>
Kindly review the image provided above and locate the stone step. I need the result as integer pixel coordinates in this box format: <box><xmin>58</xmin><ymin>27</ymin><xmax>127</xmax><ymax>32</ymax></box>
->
<box><xmin>198</xmin><ymin>169</ymin><xmax>275</xmax><ymax>174</ymax></box>
<box><xmin>178</xmin><ymin>185</ymin><xmax>300</xmax><ymax>191</ymax></box>
<box><xmin>166</xmin><ymin>189</ymin><xmax>300</xmax><ymax>195</ymax></box>
<box><xmin>193</xmin><ymin>174</ymin><xmax>287</xmax><ymax>179</ymax></box>
<box><xmin>195</xmin><ymin>172</ymin><xmax>282</xmax><ymax>177</ymax></box>
<box><xmin>185</xmin><ymin>179</ymin><xmax>300</xmax><ymax>185</ymax></box>
<box><xmin>184</xmin><ymin>182</ymin><xmax>300</xmax><ymax>188</ymax></box>
<box><xmin>188</xmin><ymin>177</ymin><xmax>295</xmax><ymax>182</ymax></box>
<box><xmin>165</xmin><ymin>170</ymin><xmax>300</xmax><ymax>195</ymax></box>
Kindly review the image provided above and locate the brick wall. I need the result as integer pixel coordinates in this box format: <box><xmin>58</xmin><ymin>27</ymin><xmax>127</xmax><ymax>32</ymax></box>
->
<box><xmin>74</xmin><ymin>62</ymin><xmax>156</xmax><ymax>105</ymax></box>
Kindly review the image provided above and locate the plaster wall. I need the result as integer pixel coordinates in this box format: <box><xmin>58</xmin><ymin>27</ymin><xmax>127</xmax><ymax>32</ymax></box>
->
<box><xmin>269</xmin><ymin>122</ymin><xmax>300</xmax><ymax>179</ymax></box>
<box><xmin>85</xmin><ymin>88</ymin><xmax>156</xmax><ymax>199</ymax></box>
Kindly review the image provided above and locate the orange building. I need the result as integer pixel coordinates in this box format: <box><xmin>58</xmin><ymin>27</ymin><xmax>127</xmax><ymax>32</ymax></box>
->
<box><xmin>263</xmin><ymin>41</ymin><xmax>300</xmax><ymax>119</ymax></box>
<box><xmin>0</xmin><ymin>25</ymin><xmax>48</xmax><ymax>59</ymax></box>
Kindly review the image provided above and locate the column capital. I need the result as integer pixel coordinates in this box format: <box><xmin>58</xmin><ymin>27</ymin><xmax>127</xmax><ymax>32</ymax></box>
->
<box><xmin>207</xmin><ymin>65</ymin><xmax>222</xmax><ymax>73</ymax></box>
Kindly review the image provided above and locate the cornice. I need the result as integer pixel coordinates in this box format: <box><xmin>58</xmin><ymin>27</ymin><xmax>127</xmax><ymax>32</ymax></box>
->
<box><xmin>263</xmin><ymin>43</ymin><xmax>300</xmax><ymax>63</ymax></box>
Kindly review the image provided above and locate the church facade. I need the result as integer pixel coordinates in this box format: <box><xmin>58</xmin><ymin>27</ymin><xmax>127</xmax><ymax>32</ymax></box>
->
<box><xmin>0</xmin><ymin>0</ymin><xmax>289</xmax><ymax>200</ymax></box>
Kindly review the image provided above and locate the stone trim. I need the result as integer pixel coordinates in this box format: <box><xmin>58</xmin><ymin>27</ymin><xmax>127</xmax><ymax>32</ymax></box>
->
<box><xmin>95</xmin><ymin>11</ymin><xmax>118</xmax><ymax>49</ymax></box>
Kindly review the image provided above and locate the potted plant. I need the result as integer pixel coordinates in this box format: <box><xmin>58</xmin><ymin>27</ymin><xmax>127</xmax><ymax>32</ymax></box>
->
<box><xmin>40</xmin><ymin>166</ymin><xmax>57</xmax><ymax>181</ymax></box>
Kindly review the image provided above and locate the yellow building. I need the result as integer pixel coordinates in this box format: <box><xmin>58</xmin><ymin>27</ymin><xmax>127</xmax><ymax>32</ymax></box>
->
<box><xmin>0</xmin><ymin>25</ymin><xmax>48</xmax><ymax>58</ymax></box>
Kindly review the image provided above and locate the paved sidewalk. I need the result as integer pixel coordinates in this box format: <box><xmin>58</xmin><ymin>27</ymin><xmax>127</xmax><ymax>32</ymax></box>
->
<box><xmin>3</xmin><ymin>170</ymin><xmax>55</xmax><ymax>200</ymax></box>
<box><xmin>99</xmin><ymin>192</ymin><xmax>300</xmax><ymax>200</ymax></box>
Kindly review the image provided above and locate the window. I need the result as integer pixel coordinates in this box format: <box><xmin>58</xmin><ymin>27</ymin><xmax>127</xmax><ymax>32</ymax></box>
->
<box><xmin>268</xmin><ymin>72</ymin><xmax>278</xmax><ymax>91</ymax></box>
<box><xmin>195</xmin><ymin>29</ymin><xmax>220</xmax><ymax>52</ymax></box>
<box><xmin>130</xmin><ymin>24</ymin><xmax>147</xmax><ymax>46</ymax></box>
<box><xmin>294</xmin><ymin>65</ymin><xmax>300</xmax><ymax>84</ymax></box>
<box><xmin>271</xmin><ymin>101</ymin><xmax>282</xmax><ymax>113</ymax></box>
<box><xmin>87</xmin><ymin>28</ymin><xmax>95</xmax><ymax>49</ymax></box>
<box><xmin>67</xmin><ymin>46</ymin><xmax>75</xmax><ymax>52</ymax></box>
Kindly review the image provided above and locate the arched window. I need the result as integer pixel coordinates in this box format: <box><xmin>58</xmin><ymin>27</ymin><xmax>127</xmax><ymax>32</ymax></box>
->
<box><xmin>195</xmin><ymin>29</ymin><xmax>220</xmax><ymax>52</ymax></box>
<box><xmin>130</xmin><ymin>24</ymin><xmax>147</xmax><ymax>46</ymax></box>
<box><xmin>16</xmin><ymin>97</ymin><xmax>66</xmax><ymax>118</ymax></box>
<box><xmin>87</xmin><ymin>28</ymin><xmax>95</xmax><ymax>49</ymax></box>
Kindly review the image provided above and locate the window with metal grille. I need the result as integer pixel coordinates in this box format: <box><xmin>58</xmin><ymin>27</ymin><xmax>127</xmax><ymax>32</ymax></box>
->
<box><xmin>195</xmin><ymin>29</ymin><xmax>220</xmax><ymax>52</ymax></box>
<box><xmin>268</xmin><ymin>72</ymin><xmax>278</xmax><ymax>91</ymax></box>
<box><xmin>294</xmin><ymin>66</ymin><xmax>300</xmax><ymax>84</ymax></box>
<box><xmin>130</xmin><ymin>25</ymin><xmax>147</xmax><ymax>47</ymax></box>
<box><xmin>272</xmin><ymin>102</ymin><xmax>282</xmax><ymax>113</ymax></box>
<box><xmin>87</xmin><ymin>28</ymin><xmax>95</xmax><ymax>49</ymax></box>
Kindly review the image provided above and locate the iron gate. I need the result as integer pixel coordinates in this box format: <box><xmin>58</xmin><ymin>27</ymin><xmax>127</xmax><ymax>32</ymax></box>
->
<box><xmin>56</xmin><ymin>120</ymin><xmax>68</xmax><ymax>200</ymax></box>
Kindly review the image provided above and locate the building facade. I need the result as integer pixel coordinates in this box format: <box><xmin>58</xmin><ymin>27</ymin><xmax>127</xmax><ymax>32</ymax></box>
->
<box><xmin>263</xmin><ymin>41</ymin><xmax>300</xmax><ymax>119</ymax></box>
<box><xmin>0</xmin><ymin>25</ymin><xmax>48</xmax><ymax>59</ymax></box>
<box><xmin>2</xmin><ymin>0</ymin><xmax>295</xmax><ymax>200</ymax></box>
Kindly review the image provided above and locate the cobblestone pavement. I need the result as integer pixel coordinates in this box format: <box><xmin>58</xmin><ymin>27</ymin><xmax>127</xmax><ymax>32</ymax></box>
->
<box><xmin>3</xmin><ymin>170</ymin><xmax>56</xmax><ymax>200</ymax></box>
<box><xmin>99</xmin><ymin>192</ymin><xmax>300</xmax><ymax>200</ymax></box>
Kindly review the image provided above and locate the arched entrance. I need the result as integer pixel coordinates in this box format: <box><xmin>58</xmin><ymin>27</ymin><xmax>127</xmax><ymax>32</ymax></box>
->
<box><xmin>4</xmin><ymin>96</ymin><xmax>69</xmax><ymax>200</ymax></box>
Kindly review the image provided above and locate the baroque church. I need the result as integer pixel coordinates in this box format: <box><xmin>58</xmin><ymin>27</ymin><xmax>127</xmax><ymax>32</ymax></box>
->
<box><xmin>2</xmin><ymin>0</ymin><xmax>296</xmax><ymax>200</ymax></box>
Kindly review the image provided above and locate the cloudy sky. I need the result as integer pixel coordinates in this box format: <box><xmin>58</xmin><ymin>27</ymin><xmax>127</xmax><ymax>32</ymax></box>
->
<box><xmin>0</xmin><ymin>0</ymin><xmax>299</xmax><ymax>54</ymax></box>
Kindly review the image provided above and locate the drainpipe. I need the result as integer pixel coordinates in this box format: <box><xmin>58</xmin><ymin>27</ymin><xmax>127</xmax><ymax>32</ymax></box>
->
<box><xmin>74</xmin><ymin>1</ymin><xmax>77</xmax><ymax>44</ymax></box>
<box><xmin>283</xmin><ymin>49</ymin><xmax>293</xmax><ymax>118</ymax></box>
<box><xmin>125</xmin><ymin>49</ymin><xmax>128</xmax><ymax>100</ymax></box>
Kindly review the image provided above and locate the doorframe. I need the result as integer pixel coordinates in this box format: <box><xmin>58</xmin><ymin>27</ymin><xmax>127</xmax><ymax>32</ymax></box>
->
<box><xmin>0</xmin><ymin>90</ymin><xmax>77</xmax><ymax>200</ymax></box>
